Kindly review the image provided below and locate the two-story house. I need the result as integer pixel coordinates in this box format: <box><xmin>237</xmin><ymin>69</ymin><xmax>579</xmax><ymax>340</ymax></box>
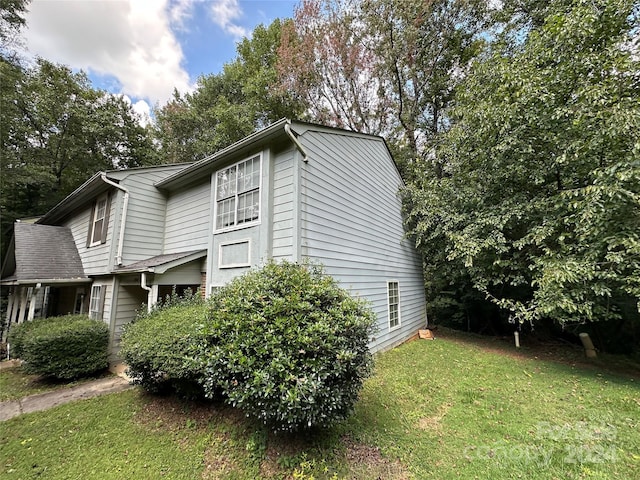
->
<box><xmin>1</xmin><ymin>120</ymin><xmax>427</xmax><ymax>360</ymax></box>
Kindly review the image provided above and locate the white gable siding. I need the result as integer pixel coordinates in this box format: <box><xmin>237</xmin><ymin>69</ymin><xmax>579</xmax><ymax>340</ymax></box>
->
<box><xmin>63</xmin><ymin>196</ymin><xmax>116</xmax><ymax>276</ymax></box>
<box><xmin>164</xmin><ymin>181</ymin><xmax>211</xmax><ymax>254</ymax></box>
<box><xmin>271</xmin><ymin>146</ymin><xmax>296</xmax><ymax>260</ymax></box>
<box><xmin>299</xmin><ymin>130</ymin><xmax>426</xmax><ymax>352</ymax></box>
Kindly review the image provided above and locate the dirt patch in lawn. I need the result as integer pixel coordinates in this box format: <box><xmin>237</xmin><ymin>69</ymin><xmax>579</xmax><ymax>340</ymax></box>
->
<box><xmin>341</xmin><ymin>436</ymin><xmax>410</xmax><ymax>480</ymax></box>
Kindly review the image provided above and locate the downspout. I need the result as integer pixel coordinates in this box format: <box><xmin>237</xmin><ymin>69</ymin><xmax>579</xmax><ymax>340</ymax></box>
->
<box><xmin>284</xmin><ymin>121</ymin><xmax>309</xmax><ymax>163</ymax></box>
<box><xmin>100</xmin><ymin>173</ymin><xmax>129</xmax><ymax>266</ymax></box>
<box><xmin>141</xmin><ymin>272</ymin><xmax>153</xmax><ymax>313</ymax></box>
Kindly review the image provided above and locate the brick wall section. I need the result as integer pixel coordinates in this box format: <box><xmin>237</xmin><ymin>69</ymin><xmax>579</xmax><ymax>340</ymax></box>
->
<box><xmin>200</xmin><ymin>272</ymin><xmax>206</xmax><ymax>299</ymax></box>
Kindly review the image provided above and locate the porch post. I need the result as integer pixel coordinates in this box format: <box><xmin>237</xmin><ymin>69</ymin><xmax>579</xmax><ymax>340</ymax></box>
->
<box><xmin>1</xmin><ymin>288</ymin><xmax>15</xmax><ymax>342</ymax></box>
<box><xmin>18</xmin><ymin>287</ymin><xmax>29</xmax><ymax>324</ymax></box>
<box><xmin>27</xmin><ymin>285</ymin><xmax>40</xmax><ymax>321</ymax></box>
<box><xmin>9</xmin><ymin>288</ymin><xmax>19</xmax><ymax>325</ymax></box>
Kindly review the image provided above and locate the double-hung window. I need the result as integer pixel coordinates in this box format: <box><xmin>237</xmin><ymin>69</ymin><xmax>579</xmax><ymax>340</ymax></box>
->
<box><xmin>388</xmin><ymin>281</ymin><xmax>401</xmax><ymax>330</ymax></box>
<box><xmin>88</xmin><ymin>194</ymin><xmax>109</xmax><ymax>246</ymax></box>
<box><xmin>215</xmin><ymin>154</ymin><xmax>261</xmax><ymax>231</ymax></box>
<box><xmin>89</xmin><ymin>285</ymin><xmax>103</xmax><ymax>320</ymax></box>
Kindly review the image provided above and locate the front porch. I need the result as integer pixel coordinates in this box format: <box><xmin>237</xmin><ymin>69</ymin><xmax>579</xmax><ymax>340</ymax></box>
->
<box><xmin>1</xmin><ymin>281</ymin><xmax>92</xmax><ymax>342</ymax></box>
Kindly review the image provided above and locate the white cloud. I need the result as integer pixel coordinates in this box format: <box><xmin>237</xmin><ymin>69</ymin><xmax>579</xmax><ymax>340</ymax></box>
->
<box><xmin>169</xmin><ymin>0</ymin><xmax>195</xmax><ymax>31</ymax></box>
<box><xmin>23</xmin><ymin>0</ymin><xmax>193</xmax><ymax>107</ymax></box>
<box><xmin>209</xmin><ymin>0</ymin><xmax>250</xmax><ymax>39</ymax></box>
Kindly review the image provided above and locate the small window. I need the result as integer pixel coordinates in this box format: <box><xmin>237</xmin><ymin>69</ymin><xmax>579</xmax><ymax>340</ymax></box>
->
<box><xmin>89</xmin><ymin>285</ymin><xmax>103</xmax><ymax>320</ymax></box>
<box><xmin>88</xmin><ymin>194</ymin><xmax>109</xmax><ymax>246</ymax></box>
<box><xmin>215</xmin><ymin>154</ymin><xmax>261</xmax><ymax>231</ymax></box>
<box><xmin>388</xmin><ymin>281</ymin><xmax>400</xmax><ymax>330</ymax></box>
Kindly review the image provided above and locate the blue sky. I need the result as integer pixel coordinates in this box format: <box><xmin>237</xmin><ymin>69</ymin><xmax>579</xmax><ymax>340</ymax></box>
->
<box><xmin>22</xmin><ymin>0</ymin><xmax>298</xmax><ymax>121</ymax></box>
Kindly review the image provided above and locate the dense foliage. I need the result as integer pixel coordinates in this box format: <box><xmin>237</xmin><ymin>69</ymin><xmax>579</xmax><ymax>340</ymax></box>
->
<box><xmin>119</xmin><ymin>293</ymin><xmax>205</xmax><ymax>396</ymax></box>
<box><xmin>0</xmin><ymin>57</ymin><xmax>159</xmax><ymax>261</ymax></box>
<box><xmin>197</xmin><ymin>261</ymin><xmax>377</xmax><ymax>431</ymax></box>
<box><xmin>403</xmin><ymin>0</ymin><xmax>640</xmax><ymax>333</ymax></box>
<box><xmin>153</xmin><ymin>19</ymin><xmax>305</xmax><ymax>163</ymax></box>
<box><xmin>8</xmin><ymin>315</ymin><xmax>109</xmax><ymax>379</ymax></box>
<box><xmin>121</xmin><ymin>262</ymin><xmax>377</xmax><ymax>431</ymax></box>
<box><xmin>277</xmin><ymin>0</ymin><xmax>488</xmax><ymax>174</ymax></box>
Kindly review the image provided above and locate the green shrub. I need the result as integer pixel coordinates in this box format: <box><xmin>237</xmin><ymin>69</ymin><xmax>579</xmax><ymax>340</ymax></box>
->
<box><xmin>8</xmin><ymin>315</ymin><xmax>109</xmax><ymax>379</ymax></box>
<box><xmin>120</xmin><ymin>294</ymin><xmax>205</xmax><ymax>395</ymax></box>
<box><xmin>7</xmin><ymin>318</ymin><xmax>41</xmax><ymax>358</ymax></box>
<box><xmin>196</xmin><ymin>261</ymin><xmax>377</xmax><ymax>431</ymax></box>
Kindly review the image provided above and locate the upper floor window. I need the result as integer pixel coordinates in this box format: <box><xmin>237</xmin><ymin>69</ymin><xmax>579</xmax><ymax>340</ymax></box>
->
<box><xmin>215</xmin><ymin>154</ymin><xmax>261</xmax><ymax>231</ymax></box>
<box><xmin>87</xmin><ymin>194</ymin><xmax>110</xmax><ymax>246</ymax></box>
<box><xmin>388</xmin><ymin>281</ymin><xmax>401</xmax><ymax>330</ymax></box>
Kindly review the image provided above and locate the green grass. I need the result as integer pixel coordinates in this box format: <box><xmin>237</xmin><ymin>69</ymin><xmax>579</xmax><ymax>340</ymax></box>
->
<box><xmin>1</xmin><ymin>331</ymin><xmax>638</xmax><ymax>479</ymax></box>
<box><xmin>0</xmin><ymin>365</ymin><xmax>111</xmax><ymax>402</ymax></box>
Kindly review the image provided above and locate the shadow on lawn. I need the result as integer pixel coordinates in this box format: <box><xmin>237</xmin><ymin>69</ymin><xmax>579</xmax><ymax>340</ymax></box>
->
<box><xmin>433</xmin><ymin>326</ymin><xmax>640</xmax><ymax>381</ymax></box>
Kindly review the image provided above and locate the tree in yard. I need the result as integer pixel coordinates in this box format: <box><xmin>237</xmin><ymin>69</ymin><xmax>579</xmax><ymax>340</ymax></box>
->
<box><xmin>0</xmin><ymin>58</ymin><xmax>159</xmax><ymax>260</ymax></box>
<box><xmin>402</xmin><ymin>0</ymin><xmax>640</xmax><ymax>330</ymax></box>
<box><xmin>277</xmin><ymin>0</ymin><xmax>393</xmax><ymax>137</ymax></box>
<box><xmin>154</xmin><ymin>19</ymin><xmax>305</xmax><ymax>163</ymax></box>
<box><xmin>277</xmin><ymin>0</ymin><xmax>488</xmax><ymax>176</ymax></box>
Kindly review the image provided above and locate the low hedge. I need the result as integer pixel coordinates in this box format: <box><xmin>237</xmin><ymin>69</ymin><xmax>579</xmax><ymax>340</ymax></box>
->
<box><xmin>120</xmin><ymin>295</ymin><xmax>205</xmax><ymax>396</ymax></box>
<box><xmin>8</xmin><ymin>315</ymin><xmax>109</xmax><ymax>379</ymax></box>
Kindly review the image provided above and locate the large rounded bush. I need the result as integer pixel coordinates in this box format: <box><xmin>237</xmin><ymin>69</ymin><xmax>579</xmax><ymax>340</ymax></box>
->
<box><xmin>120</xmin><ymin>297</ymin><xmax>206</xmax><ymax>395</ymax></box>
<box><xmin>8</xmin><ymin>315</ymin><xmax>109</xmax><ymax>379</ymax></box>
<box><xmin>197</xmin><ymin>261</ymin><xmax>377</xmax><ymax>431</ymax></box>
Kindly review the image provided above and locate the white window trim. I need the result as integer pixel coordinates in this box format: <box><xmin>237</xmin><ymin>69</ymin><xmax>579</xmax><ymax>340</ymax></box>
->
<box><xmin>209</xmin><ymin>284</ymin><xmax>223</xmax><ymax>297</ymax></box>
<box><xmin>90</xmin><ymin>194</ymin><xmax>108</xmax><ymax>246</ymax></box>
<box><xmin>387</xmin><ymin>280</ymin><xmax>401</xmax><ymax>331</ymax></box>
<box><xmin>218</xmin><ymin>238</ymin><xmax>251</xmax><ymax>269</ymax></box>
<box><xmin>89</xmin><ymin>285</ymin><xmax>102</xmax><ymax>320</ymax></box>
<box><xmin>213</xmin><ymin>153</ymin><xmax>262</xmax><ymax>233</ymax></box>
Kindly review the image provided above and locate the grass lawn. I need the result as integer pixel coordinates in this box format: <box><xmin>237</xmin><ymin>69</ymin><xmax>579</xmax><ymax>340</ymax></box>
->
<box><xmin>0</xmin><ymin>329</ymin><xmax>638</xmax><ymax>479</ymax></box>
<box><xmin>0</xmin><ymin>365</ymin><xmax>112</xmax><ymax>402</ymax></box>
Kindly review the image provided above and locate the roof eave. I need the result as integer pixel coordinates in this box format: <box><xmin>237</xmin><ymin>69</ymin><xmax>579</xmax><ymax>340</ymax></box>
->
<box><xmin>156</xmin><ymin>118</ymin><xmax>291</xmax><ymax>191</ymax></box>
<box><xmin>37</xmin><ymin>172</ymin><xmax>117</xmax><ymax>225</ymax></box>
<box><xmin>0</xmin><ymin>277</ymin><xmax>92</xmax><ymax>286</ymax></box>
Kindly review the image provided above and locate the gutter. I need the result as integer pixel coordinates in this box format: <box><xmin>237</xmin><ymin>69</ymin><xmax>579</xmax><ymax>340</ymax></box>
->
<box><xmin>284</xmin><ymin>120</ymin><xmax>309</xmax><ymax>162</ymax></box>
<box><xmin>100</xmin><ymin>173</ymin><xmax>129</xmax><ymax>266</ymax></box>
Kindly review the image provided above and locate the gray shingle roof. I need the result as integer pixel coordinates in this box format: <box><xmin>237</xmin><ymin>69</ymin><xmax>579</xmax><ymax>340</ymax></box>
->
<box><xmin>115</xmin><ymin>250</ymin><xmax>206</xmax><ymax>273</ymax></box>
<box><xmin>4</xmin><ymin>223</ymin><xmax>87</xmax><ymax>283</ymax></box>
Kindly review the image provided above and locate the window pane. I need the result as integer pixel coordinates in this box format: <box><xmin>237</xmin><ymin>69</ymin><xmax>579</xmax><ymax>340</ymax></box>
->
<box><xmin>89</xmin><ymin>286</ymin><xmax>101</xmax><ymax>320</ymax></box>
<box><xmin>92</xmin><ymin>219</ymin><xmax>104</xmax><ymax>243</ymax></box>
<box><xmin>216</xmin><ymin>198</ymin><xmax>235</xmax><ymax>229</ymax></box>
<box><xmin>216</xmin><ymin>167</ymin><xmax>236</xmax><ymax>199</ymax></box>
<box><xmin>95</xmin><ymin>199</ymin><xmax>106</xmax><ymax>219</ymax></box>
<box><xmin>241</xmin><ymin>156</ymin><xmax>260</xmax><ymax>192</ymax></box>
<box><xmin>237</xmin><ymin>190</ymin><xmax>259</xmax><ymax>224</ymax></box>
<box><xmin>388</xmin><ymin>282</ymin><xmax>400</xmax><ymax>328</ymax></box>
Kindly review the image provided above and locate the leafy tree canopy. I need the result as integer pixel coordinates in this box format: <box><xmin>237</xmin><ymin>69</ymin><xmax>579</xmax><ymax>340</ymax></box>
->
<box><xmin>403</xmin><ymin>0</ymin><xmax>640</xmax><ymax>328</ymax></box>
<box><xmin>0</xmin><ymin>57</ymin><xmax>159</xmax><ymax>259</ymax></box>
<box><xmin>153</xmin><ymin>19</ymin><xmax>306</xmax><ymax>163</ymax></box>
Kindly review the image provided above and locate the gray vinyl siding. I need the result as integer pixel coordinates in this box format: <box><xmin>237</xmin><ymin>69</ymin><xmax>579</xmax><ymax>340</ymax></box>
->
<box><xmin>271</xmin><ymin>146</ymin><xmax>296</xmax><ymax>260</ymax></box>
<box><xmin>109</xmin><ymin>282</ymin><xmax>146</xmax><ymax>361</ymax></box>
<box><xmin>118</xmin><ymin>169</ymin><xmax>175</xmax><ymax>264</ymax></box>
<box><xmin>63</xmin><ymin>196</ymin><xmax>116</xmax><ymax>276</ymax></box>
<box><xmin>164</xmin><ymin>180</ymin><xmax>211</xmax><ymax>254</ymax></box>
<box><xmin>299</xmin><ymin>130</ymin><xmax>426</xmax><ymax>352</ymax></box>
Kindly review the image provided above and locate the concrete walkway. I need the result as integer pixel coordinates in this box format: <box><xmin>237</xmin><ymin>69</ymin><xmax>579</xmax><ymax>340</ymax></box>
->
<box><xmin>0</xmin><ymin>374</ymin><xmax>132</xmax><ymax>422</ymax></box>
